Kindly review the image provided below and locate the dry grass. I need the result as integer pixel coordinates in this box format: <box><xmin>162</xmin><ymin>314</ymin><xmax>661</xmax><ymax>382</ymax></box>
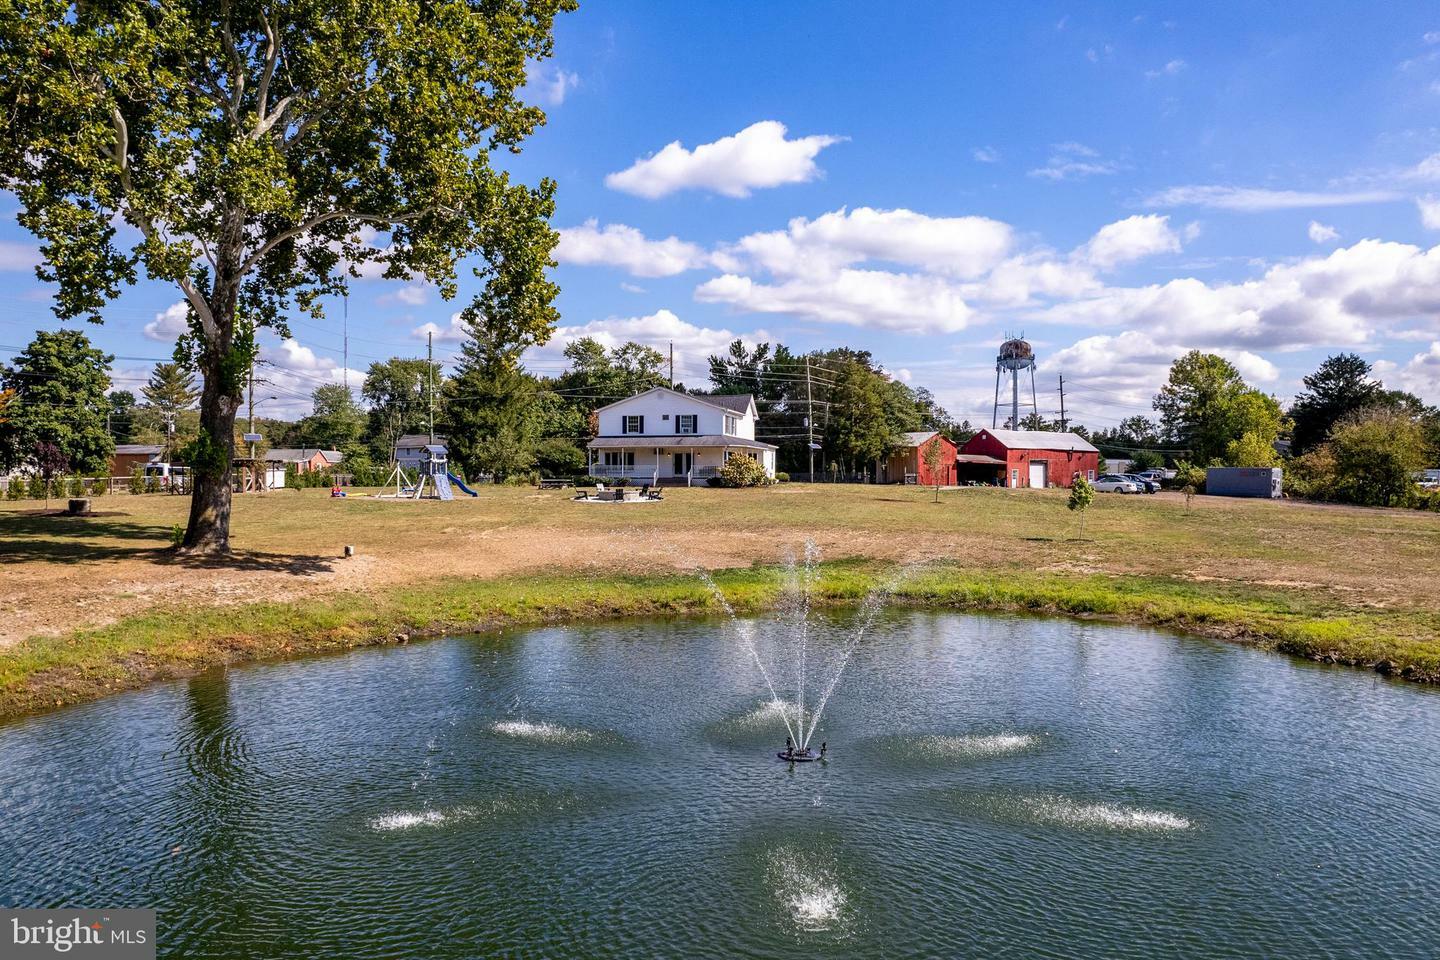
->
<box><xmin>2</xmin><ymin>482</ymin><xmax>1438</xmax><ymax>717</ymax></box>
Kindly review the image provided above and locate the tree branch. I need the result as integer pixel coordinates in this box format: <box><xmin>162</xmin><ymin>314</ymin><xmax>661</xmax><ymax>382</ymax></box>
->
<box><xmin>255</xmin><ymin>10</ymin><xmax>279</xmax><ymax>125</ymax></box>
<box><xmin>241</xmin><ymin>206</ymin><xmax>450</xmax><ymax>274</ymax></box>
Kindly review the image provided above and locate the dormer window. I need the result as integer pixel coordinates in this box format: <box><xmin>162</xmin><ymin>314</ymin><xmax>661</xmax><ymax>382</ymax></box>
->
<box><xmin>724</xmin><ymin>415</ymin><xmax>739</xmax><ymax>435</ymax></box>
<box><xmin>675</xmin><ymin>414</ymin><xmax>697</xmax><ymax>435</ymax></box>
<box><xmin>623</xmin><ymin>415</ymin><xmax>644</xmax><ymax>434</ymax></box>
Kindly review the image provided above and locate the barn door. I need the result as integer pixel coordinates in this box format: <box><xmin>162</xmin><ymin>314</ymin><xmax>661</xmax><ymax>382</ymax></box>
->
<box><xmin>1028</xmin><ymin>461</ymin><xmax>1047</xmax><ymax>488</ymax></box>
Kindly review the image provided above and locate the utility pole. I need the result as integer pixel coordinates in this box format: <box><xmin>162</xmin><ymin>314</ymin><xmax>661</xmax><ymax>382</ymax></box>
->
<box><xmin>248</xmin><ymin>366</ymin><xmax>256</xmax><ymax>460</ymax></box>
<box><xmin>343</xmin><ymin>290</ymin><xmax>349</xmax><ymax>395</ymax></box>
<box><xmin>1058</xmin><ymin>374</ymin><xmax>1067</xmax><ymax>433</ymax></box>
<box><xmin>805</xmin><ymin>356</ymin><xmax>815</xmax><ymax>482</ymax></box>
<box><xmin>427</xmin><ymin>330</ymin><xmax>435</xmax><ymax>443</ymax></box>
<box><xmin>668</xmin><ymin>341</ymin><xmax>674</xmax><ymax>390</ymax></box>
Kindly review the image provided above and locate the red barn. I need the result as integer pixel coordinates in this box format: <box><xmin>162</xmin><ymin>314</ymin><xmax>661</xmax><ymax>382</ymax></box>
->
<box><xmin>879</xmin><ymin>431</ymin><xmax>957</xmax><ymax>485</ymax></box>
<box><xmin>958</xmin><ymin>429</ymin><xmax>1100</xmax><ymax>489</ymax></box>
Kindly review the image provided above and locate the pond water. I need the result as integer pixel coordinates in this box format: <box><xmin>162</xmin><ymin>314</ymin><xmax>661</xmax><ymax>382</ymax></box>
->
<box><xmin>1</xmin><ymin>611</ymin><xmax>1437</xmax><ymax>958</ymax></box>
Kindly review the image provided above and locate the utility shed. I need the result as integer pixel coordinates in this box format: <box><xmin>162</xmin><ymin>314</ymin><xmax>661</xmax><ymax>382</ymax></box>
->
<box><xmin>1206</xmin><ymin>467</ymin><xmax>1282</xmax><ymax>499</ymax></box>
<box><xmin>879</xmin><ymin>431</ymin><xmax>957</xmax><ymax>485</ymax></box>
<box><xmin>959</xmin><ymin>429</ymin><xmax>1100</xmax><ymax>489</ymax></box>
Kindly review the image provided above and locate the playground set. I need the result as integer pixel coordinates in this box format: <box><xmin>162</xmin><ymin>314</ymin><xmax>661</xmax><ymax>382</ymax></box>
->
<box><xmin>376</xmin><ymin>444</ymin><xmax>477</xmax><ymax>501</ymax></box>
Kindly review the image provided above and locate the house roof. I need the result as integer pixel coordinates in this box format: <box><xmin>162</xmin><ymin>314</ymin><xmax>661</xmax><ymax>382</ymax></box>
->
<box><xmin>113</xmin><ymin>444</ymin><xmax>164</xmax><ymax>456</ymax></box>
<box><xmin>396</xmin><ymin>434</ymin><xmax>446</xmax><ymax>448</ymax></box>
<box><xmin>264</xmin><ymin>447</ymin><xmax>339</xmax><ymax>463</ymax></box>
<box><xmin>587</xmin><ymin>435</ymin><xmax>777</xmax><ymax>451</ymax></box>
<box><xmin>899</xmin><ymin>431</ymin><xmax>941</xmax><ymax>447</ymax></box>
<box><xmin>705</xmin><ymin>393</ymin><xmax>755</xmax><ymax>414</ymax></box>
<box><xmin>973</xmin><ymin>429</ymin><xmax>1099</xmax><ymax>453</ymax></box>
<box><xmin>591</xmin><ymin>386</ymin><xmax>756</xmax><ymax>418</ymax></box>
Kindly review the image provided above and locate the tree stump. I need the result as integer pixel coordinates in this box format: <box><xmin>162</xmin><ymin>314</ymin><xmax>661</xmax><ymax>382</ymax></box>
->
<box><xmin>67</xmin><ymin>498</ymin><xmax>91</xmax><ymax>516</ymax></box>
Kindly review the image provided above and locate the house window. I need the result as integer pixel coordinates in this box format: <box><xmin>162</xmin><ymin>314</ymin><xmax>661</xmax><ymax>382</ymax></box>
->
<box><xmin>675</xmin><ymin>414</ymin><xmax>698</xmax><ymax>435</ymax></box>
<box><xmin>724</xmin><ymin>415</ymin><xmax>739</xmax><ymax>435</ymax></box>
<box><xmin>622</xmin><ymin>415</ymin><xmax>644</xmax><ymax>434</ymax></box>
<box><xmin>603</xmin><ymin>451</ymin><xmax>635</xmax><ymax>468</ymax></box>
<box><xmin>1087</xmin><ymin>469</ymin><xmax>1095</xmax><ymax>481</ymax></box>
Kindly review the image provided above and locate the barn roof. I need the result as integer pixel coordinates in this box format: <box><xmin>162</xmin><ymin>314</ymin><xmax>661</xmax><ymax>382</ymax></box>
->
<box><xmin>899</xmin><ymin>431</ymin><xmax>942</xmax><ymax>447</ymax></box>
<box><xmin>975</xmin><ymin>429</ymin><xmax>1099</xmax><ymax>453</ymax></box>
<box><xmin>114</xmin><ymin>444</ymin><xmax>164</xmax><ymax>456</ymax></box>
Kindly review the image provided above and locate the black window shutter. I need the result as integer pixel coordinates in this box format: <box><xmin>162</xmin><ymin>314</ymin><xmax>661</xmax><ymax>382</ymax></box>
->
<box><xmin>638</xmin><ymin>416</ymin><xmax>644</xmax><ymax>434</ymax></box>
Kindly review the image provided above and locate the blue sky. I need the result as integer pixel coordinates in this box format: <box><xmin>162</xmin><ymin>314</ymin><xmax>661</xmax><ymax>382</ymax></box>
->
<box><xmin>5</xmin><ymin>2</ymin><xmax>1440</xmax><ymax>427</ymax></box>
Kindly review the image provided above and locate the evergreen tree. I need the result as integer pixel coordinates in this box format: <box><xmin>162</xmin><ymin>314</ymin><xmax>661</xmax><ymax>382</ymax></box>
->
<box><xmin>137</xmin><ymin>362</ymin><xmax>199</xmax><ymax>447</ymax></box>
<box><xmin>0</xmin><ymin>329</ymin><xmax>113</xmax><ymax>475</ymax></box>
<box><xmin>1289</xmin><ymin>354</ymin><xmax>1382</xmax><ymax>454</ymax></box>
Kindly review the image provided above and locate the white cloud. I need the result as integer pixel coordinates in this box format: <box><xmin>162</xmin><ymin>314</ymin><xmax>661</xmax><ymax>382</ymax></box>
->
<box><xmin>1028</xmin><ymin>142</ymin><xmax>1121</xmax><ymax>181</ymax></box>
<box><xmin>1080</xmin><ymin>214</ymin><xmax>1183</xmax><ymax>269</ymax></box>
<box><xmin>526</xmin><ymin>62</ymin><xmax>578</xmax><ymax>106</ymax></box>
<box><xmin>411</xmin><ymin>313</ymin><xmax>469</xmax><ymax>344</ymax></box>
<box><xmin>0</xmin><ymin>240</ymin><xmax>41</xmax><ymax>272</ymax></box>
<box><xmin>143</xmin><ymin>301</ymin><xmax>189</xmax><ymax>341</ymax></box>
<box><xmin>696</xmin><ymin>269</ymin><xmax>972</xmax><ymax>335</ymax></box>
<box><xmin>1425</xmin><ymin>31</ymin><xmax>1440</xmax><ymax>44</ymax></box>
<box><xmin>258</xmin><ymin>337</ymin><xmax>364</xmax><ymax>415</ymax></box>
<box><xmin>972</xmin><ymin>146</ymin><xmax>1001</xmax><ymax>163</ymax></box>
<box><xmin>604</xmin><ymin>121</ymin><xmax>844</xmax><ymax>199</ymax></box>
<box><xmin>1308</xmin><ymin>220</ymin><xmax>1340</xmax><ymax>244</ymax></box>
<box><xmin>555</xmin><ymin>220</ymin><xmax>712</xmax><ymax>277</ymax></box>
<box><xmin>524</xmin><ymin>309</ymin><xmax>746</xmax><ymax>377</ymax></box>
<box><xmin>1419</xmin><ymin>196</ymin><xmax>1440</xmax><ymax>230</ymax></box>
<box><xmin>1037</xmin><ymin>239</ymin><xmax>1440</xmax><ymax>351</ymax></box>
<box><xmin>724</xmin><ymin>207</ymin><xmax>1013</xmax><ymax>279</ymax></box>
<box><xmin>1145</xmin><ymin>58</ymin><xmax>1187</xmax><ymax>78</ymax></box>
<box><xmin>1389</xmin><ymin>341</ymin><xmax>1440</xmax><ymax>402</ymax></box>
<box><xmin>379</xmin><ymin>283</ymin><xmax>429</xmax><ymax>306</ymax></box>
<box><xmin>620</xmin><ymin>282</ymin><xmax>646</xmax><ymax>294</ymax></box>
<box><xmin>1144</xmin><ymin>185</ymin><xmax>1402</xmax><ymax>211</ymax></box>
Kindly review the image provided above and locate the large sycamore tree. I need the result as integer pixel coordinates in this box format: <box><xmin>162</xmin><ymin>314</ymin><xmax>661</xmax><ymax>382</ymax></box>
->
<box><xmin>0</xmin><ymin>0</ymin><xmax>572</xmax><ymax>551</ymax></box>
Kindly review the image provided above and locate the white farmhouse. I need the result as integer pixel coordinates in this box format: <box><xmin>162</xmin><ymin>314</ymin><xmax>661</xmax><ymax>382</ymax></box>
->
<box><xmin>586</xmin><ymin>387</ymin><xmax>778</xmax><ymax>485</ymax></box>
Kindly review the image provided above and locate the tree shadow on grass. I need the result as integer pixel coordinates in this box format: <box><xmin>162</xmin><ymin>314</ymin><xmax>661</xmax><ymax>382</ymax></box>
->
<box><xmin>0</xmin><ymin>513</ymin><xmax>335</xmax><ymax>575</ymax></box>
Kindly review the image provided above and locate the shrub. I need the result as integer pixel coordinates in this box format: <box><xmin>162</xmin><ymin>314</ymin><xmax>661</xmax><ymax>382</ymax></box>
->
<box><xmin>129</xmin><ymin>465</ymin><xmax>146</xmax><ymax>495</ymax></box>
<box><xmin>89</xmin><ymin>477</ymin><xmax>108</xmax><ymax>497</ymax></box>
<box><xmin>4</xmin><ymin>478</ymin><xmax>20</xmax><ymax>501</ymax></box>
<box><xmin>706</xmin><ymin>476</ymin><xmax>723</xmax><ymax>487</ymax></box>
<box><xmin>716</xmin><ymin>455</ymin><xmax>773</xmax><ymax>488</ymax></box>
<box><xmin>1170</xmin><ymin>460</ymin><xmax>1207</xmax><ymax>492</ymax></box>
<box><xmin>27</xmin><ymin>473</ymin><xmax>46</xmax><ymax>499</ymax></box>
<box><xmin>774</xmin><ymin>471</ymin><xmax>790</xmax><ymax>483</ymax></box>
<box><xmin>535</xmin><ymin>438</ymin><xmax>587</xmax><ymax>478</ymax></box>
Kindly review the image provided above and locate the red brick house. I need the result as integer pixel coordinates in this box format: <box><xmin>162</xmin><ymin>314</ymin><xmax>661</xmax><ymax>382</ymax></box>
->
<box><xmin>958</xmin><ymin>429</ymin><xmax>1100</xmax><ymax>489</ymax></box>
<box><xmin>879</xmin><ymin>431</ymin><xmax>957</xmax><ymax>485</ymax></box>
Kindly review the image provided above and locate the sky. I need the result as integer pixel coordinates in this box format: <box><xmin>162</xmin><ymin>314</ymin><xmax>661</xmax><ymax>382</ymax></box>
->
<box><xmin>5</xmin><ymin>2</ymin><xmax>1440</xmax><ymax>428</ymax></box>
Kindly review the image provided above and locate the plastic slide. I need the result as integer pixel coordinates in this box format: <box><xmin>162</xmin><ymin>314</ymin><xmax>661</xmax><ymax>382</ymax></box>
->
<box><xmin>447</xmin><ymin>472</ymin><xmax>479</xmax><ymax>497</ymax></box>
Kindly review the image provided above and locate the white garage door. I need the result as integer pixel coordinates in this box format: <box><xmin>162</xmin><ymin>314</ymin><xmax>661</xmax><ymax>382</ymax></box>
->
<box><xmin>1028</xmin><ymin>460</ymin><xmax>1047</xmax><ymax>488</ymax></box>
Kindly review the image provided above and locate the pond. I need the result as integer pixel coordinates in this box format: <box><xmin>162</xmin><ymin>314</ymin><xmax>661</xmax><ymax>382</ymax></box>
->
<box><xmin>1</xmin><ymin>611</ymin><xmax>1437</xmax><ymax>958</ymax></box>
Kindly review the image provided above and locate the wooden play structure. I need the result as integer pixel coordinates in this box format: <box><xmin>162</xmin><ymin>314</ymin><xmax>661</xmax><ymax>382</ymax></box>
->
<box><xmin>378</xmin><ymin>444</ymin><xmax>465</xmax><ymax>500</ymax></box>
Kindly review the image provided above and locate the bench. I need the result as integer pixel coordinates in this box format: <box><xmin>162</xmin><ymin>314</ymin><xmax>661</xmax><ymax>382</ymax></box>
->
<box><xmin>538</xmin><ymin>477</ymin><xmax>572</xmax><ymax>490</ymax></box>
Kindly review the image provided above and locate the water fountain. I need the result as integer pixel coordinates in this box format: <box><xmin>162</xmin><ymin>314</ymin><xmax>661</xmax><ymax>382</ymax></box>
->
<box><xmin>692</xmin><ymin>538</ymin><xmax>919</xmax><ymax>762</ymax></box>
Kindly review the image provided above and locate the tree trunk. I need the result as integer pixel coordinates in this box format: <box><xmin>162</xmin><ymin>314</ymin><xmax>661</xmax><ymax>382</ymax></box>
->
<box><xmin>182</xmin><ymin>373</ymin><xmax>238</xmax><ymax>553</ymax></box>
<box><xmin>181</xmin><ymin>209</ymin><xmax>245</xmax><ymax>554</ymax></box>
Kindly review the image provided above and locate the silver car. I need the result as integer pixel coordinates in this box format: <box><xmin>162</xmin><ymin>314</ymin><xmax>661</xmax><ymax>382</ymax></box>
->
<box><xmin>1094</xmin><ymin>474</ymin><xmax>1141</xmax><ymax>493</ymax></box>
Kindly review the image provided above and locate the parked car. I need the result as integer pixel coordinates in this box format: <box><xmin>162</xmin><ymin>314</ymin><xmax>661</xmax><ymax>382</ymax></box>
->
<box><xmin>1094</xmin><ymin>474</ymin><xmax>1141</xmax><ymax>493</ymax></box>
<box><xmin>1124</xmin><ymin>473</ymin><xmax>1161</xmax><ymax>494</ymax></box>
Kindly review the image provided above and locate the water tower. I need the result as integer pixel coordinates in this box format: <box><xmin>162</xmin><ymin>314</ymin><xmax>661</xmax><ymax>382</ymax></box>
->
<box><xmin>992</xmin><ymin>335</ymin><xmax>1039</xmax><ymax>429</ymax></box>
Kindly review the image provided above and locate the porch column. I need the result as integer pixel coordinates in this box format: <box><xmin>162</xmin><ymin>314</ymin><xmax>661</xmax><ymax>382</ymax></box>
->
<box><xmin>654</xmin><ymin>446</ymin><xmax>660</xmax><ymax>484</ymax></box>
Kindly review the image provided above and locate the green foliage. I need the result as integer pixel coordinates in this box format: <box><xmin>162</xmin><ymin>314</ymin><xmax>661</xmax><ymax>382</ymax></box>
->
<box><xmin>139</xmin><ymin>362</ymin><xmax>198</xmax><ymax>427</ymax></box>
<box><xmin>129</xmin><ymin>465</ymin><xmax>146</xmax><ymax>495</ymax></box>
<box><xmin>774</xmin><ymin>471</ymin><xmax>790</xmax><ymax>483</ymax></box>
<box><xmin>1324</xmin><ymin>409</ymin><xmax>1428</xmax><ymax>507</ymax></box>
<box><xmin>716</xmin><ymin>455</ymin><xmax>773</xmax><ymax>488</ymax></box>
<box><xmin>5</xmin><ymin>477</ymin><xmax>21</xmax><ymax>500</ymax></box>
<box><xmin>169</xmin><ymin>524</ymin><xmax>185</xmax><ymax>547</ymax></box>
<box><xmin>534</xmin><ymin>438</ymin><xmax>586</xmax><ymax>478</ymax></box>
<box><xmin>362</xmin><ymin>358</ymin><xmax>440</xmax><ymax>462</ymax></box>
<box><xmin>1130</xmin><ymin>449</ymin><xmax>1164</xmax><ymax>472</ymax></box>
<box><xmin>27</xmin><ymin>473</ymin><xmax>45</xmax><ymax>499</ymax></box>
<box><xmin>1154</xmin><ymin>351</ymin><xmax>1283</xmax><ymax>465</ymax></box>
<box><xmin>0</xmin><ymin>330</ymin><xmax>114</xmax><ymax>475</ymax></box>
<box><xmin>1068</xmin><ymin>476</ymin><xmax>1094</xmax><ymax>539</ymax></box>
<box><xmin>1171</xmin><ymin>460</ymin><xmax>1208</xmax><ymax>492</ymax></box>
<box><xmin>2</xmin><ymin>0</ymin><xmax>572</xmax><ymax>548</ymax></box>
<box><xmin>445</xmin><ymin>310</ymin><xmax>548</xmax><ymax>481</ymax></box>
<box><xmin>297</xmin><ymin>384</ymin><xmax>365</xmax><ymax>462</ymax></box>
<box><xmin>1225</xmin><ymin>431</ymin><xmax>1280</xmax><ymax>468</ymax></box>
<box><xmin>1290</xmin><ymin>354</ymin><xmax>1383</xmax><ymax>455</ymax></box>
